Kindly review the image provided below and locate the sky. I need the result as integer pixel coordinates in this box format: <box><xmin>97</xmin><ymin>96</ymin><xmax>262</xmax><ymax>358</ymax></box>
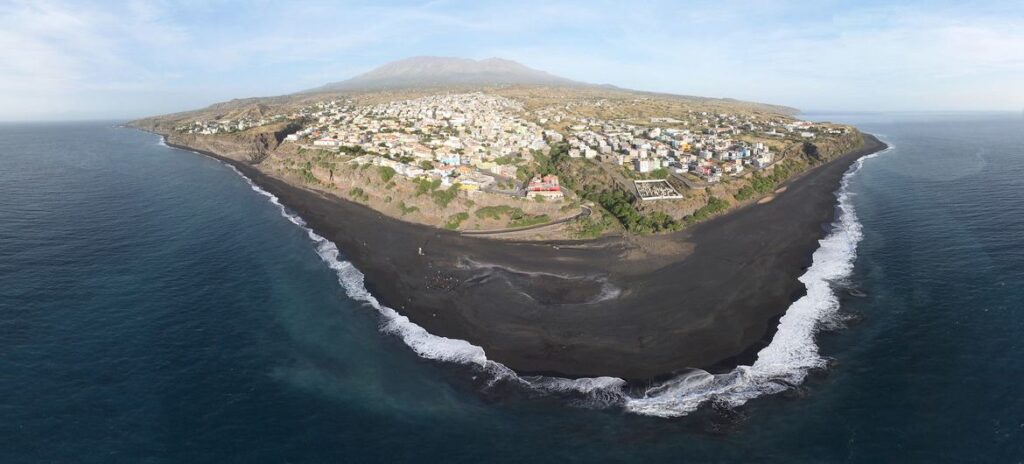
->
<box><xmin>1</xmin><ymin>0</ymin><xmax>1023</xmax><ymax>121</ymax></box>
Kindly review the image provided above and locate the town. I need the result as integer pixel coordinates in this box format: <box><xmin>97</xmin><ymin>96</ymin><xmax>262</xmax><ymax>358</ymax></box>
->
<box><xmin>172</xmin><ymin>90</ymin><xmax>853</xmax><ymax>236</ymax></box>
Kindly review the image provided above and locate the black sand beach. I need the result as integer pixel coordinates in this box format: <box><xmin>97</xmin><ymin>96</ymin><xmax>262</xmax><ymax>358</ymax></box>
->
<box><xmin>165</xmin><ymin>134</ymin><xmax>886</xmax><ymax>380</ymax></box>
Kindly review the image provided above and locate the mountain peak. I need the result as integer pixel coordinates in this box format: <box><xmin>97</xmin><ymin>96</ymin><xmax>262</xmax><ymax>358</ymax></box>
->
<box><xmin>306</xmin><ymin>56</ymin><xmax>579</xmax><ymax>93</ymax></box>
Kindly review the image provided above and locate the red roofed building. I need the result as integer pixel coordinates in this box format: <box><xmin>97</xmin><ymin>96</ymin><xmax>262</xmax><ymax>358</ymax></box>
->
<box><xmin>526</xmin><ymin>175</ymin><xmax>563</xmax><ymax>200</ymax></box>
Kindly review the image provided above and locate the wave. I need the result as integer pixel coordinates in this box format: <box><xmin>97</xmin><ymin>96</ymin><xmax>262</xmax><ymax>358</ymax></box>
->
<box><xmin>219</xmin><ymin>163</ymin><xmax>626</xmax><ymax>397</ymax></box>
<box><xmin>205</xmin><ymin>139</ymin><xmax>888</xmax><ymax>418</ymax></box>
<box><xmin>621</xmin><ymin>144</ymin><xmax>891</xmax><ymax>417</ymax></box>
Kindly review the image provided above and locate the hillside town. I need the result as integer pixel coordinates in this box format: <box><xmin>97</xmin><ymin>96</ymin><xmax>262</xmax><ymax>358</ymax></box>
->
<box><xmin>542</xmin><ymin>106</ymin><xmax>846</xmax><ymax>185</ymax></box>
<box><xmin>176</xmin><ymin>113</ymin><xmax>289</xmax><ymax>134</ymax></box>
<box><xmin>176</xmin><ymin>91</ymin><xmax>847</xmax><ymax>197</ymax></box>
<box><xmin>166</xmin><ymin>89</ymin><xmax>855</xmax><ymax>237</ymax></box>
<box><xmin>302</xmin><ymin>93</ymin><xmax>549</xmax><ymax>193</ymax></box>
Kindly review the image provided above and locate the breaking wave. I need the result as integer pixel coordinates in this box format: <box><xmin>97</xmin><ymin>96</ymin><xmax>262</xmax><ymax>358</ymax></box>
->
<box><xmin>620</xmin><ymin>144</ymin><xmax>892</xmax><ymax>417</ymax></box>
<box><xmin>221</xmin><ymin>163</ymin><xmax>626</xmax><ymax>399</ymax></box>
<box><xmin>171</xmin><ymin>136</ymin><xmax>888</xmax><ymax>418</ymax></box>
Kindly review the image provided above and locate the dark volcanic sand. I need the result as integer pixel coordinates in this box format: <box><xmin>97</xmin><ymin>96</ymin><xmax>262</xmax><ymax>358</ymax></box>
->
<box><xmin>167</xmin><ymin>134</ymin><xmax>886</xmax><ymax>380</ymax></box>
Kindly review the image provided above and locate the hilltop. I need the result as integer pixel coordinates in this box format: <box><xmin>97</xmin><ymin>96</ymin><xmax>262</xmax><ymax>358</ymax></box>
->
<box><xmin>135</xmin><ymin>57</ymin><xmax>797</xmax><ymax>129</ymax></box>
<box><xmin>306</xmin><ymin>56</ymin><xmax>580</xmax><ymax>92</ymax></box>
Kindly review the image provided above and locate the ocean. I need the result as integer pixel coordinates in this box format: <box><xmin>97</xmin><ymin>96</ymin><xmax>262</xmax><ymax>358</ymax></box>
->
<box><xmin>1</xmin><ymin>113</ymin><xmax>1022</xmax><ymax>462</ymax></box>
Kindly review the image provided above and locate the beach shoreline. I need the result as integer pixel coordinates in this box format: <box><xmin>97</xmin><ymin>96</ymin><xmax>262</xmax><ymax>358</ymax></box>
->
<box><xmin>153</xmin><ymin>129</ymin><xmax>886</xmax><ymax>381</ymax></box>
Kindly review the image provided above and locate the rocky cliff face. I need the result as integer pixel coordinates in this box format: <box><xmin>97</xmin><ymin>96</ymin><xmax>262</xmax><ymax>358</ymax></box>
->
<box><xmin>151</xmin><ymin>122</ymin><xmax>297</xmax><ymax>165</ymax></box>
<box><xmin>780</xmin><ymin>129</ymin><xmax>865</xmax><ymax>163</ymax></box>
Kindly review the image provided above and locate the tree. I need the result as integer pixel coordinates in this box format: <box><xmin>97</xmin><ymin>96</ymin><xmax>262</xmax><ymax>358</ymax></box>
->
<box><xmin>378</xmin><ymin>166</ymin><xmax>396</xmax><ymax>182</ymax></box>
<box><xmin>802</xmin><ymin>141</ymin><xmax>820</xmax><ymax>159</ymax></box>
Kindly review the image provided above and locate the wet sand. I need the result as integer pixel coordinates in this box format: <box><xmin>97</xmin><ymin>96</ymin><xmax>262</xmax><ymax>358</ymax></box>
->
<box><xmin>165</xmin><ymin>134</ymin><xmax>887</xmax><ymax>380</ymax></box>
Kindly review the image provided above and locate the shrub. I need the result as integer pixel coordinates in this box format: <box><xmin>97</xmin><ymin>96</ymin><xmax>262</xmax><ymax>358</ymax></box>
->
<box><xmin>494</xmin><ymin>155</ymin><xmax>519</xmax><ymax>165</ymax></box>
<box><xmin>802</xmin><ymin>141</ymin><xmax>820</xmax><ymax>159</ymax></box>
<box><xmin>398</xmin><ymin>201</ymin><xmax>419</xmax><ymax>216</ymax></box>
<box><xmin>573</xmin><ymin>215</ymin><xmax>615</xmax><ymax>239</ymax></box>
<box><xmin>509</xmin><ymin>214</ymin><xmax>550</xmax><ymax>228</ymax></box>
<box><xmin>443</xmin><ymin>212</ymin><xmax>469</xmax><ymax>230</ymax></box>
<box><xmin>414</xmin><ymin>177</ymin><xmax>442</xmax><ymax>196</ymax></box>
<box><xmin>685</xmin><ymin>196</ymin><xmax>730</xmax><ymax>224</ymax></box>
<box><xmin>431</xmin><ymin>183</ymin><xmax>460</xmax><ymax>208</ymax></box>
<box><xmin>347</xmin><ymin>187</ymin><xmax>369</xmax><ymax>202</ymax></box>
<box><xmin>300</xmin><ymin>168</ymin><xmax>316</xmax><ymax>184</ymax></box>
<box><xmin>733</xmin><ymin>160</ymin><xmax>805</xmax><ymax>202</ymax></box>
<box><xmin>474</xmin><ymin>205</ymin><xmax>518</xmax><ymax>220</ymax></box>
<box><xmin>590</xmin><ymin>188</ymin><xmax>681</xmax><ymax>234</ymax></box>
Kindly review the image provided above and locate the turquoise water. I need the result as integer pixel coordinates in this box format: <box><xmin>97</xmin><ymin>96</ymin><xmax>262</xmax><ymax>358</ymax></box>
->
<box><xmin>1</xmin><ymin>114</ymin><xmax>1022</xmax><ymax>462</ymax></box>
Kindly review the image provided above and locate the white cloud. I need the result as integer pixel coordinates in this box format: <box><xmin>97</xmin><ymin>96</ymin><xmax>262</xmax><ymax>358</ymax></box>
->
<box><xmin>0</xmin><ymin>0</ymin><xmax>1021</xmax><ymax>119</ymax></box>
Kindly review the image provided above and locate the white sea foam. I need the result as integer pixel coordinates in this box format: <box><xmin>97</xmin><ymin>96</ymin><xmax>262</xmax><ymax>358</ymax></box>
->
<box><xmin>211</xmin><ymin>140</ymin><xmax>889</xmax><ymax>418</ymax></box>
<box><xmin>620</xmin><ymin>143</ymin><xmax>892</xmax><ymax>417</ymax></box>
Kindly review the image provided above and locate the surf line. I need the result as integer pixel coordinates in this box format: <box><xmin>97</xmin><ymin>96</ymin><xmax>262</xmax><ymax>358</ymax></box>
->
<box><xmin>163</xmin><ymin>133</ymin><xmax>890</xmax><ymax>418</ymax></box>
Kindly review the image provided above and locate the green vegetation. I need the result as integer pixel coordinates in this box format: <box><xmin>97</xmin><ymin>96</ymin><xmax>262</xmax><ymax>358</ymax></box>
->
<box><xmin>509</xmin><ymin>214</ymin><xmax>550</xmax><ymax>228</ymax></box>
<box><xmin>733</xmin><ymin>159</ymin><xmax>804</xmax><ymax>201</ymax></box>
<box><xmin>802</xmin><ymin>141</ymin><xmax>820</xmax><ymax>159</ymax></box>
<box><xmin>494</xmin><ymin>155</ymin><xmax>520</xmax><ymax>165</ymax></box>
<box><xmin>348</xmin><ymin>187</ymin><xmax>369</xmax><ymax>202</ymax></box>
<box><xmin>572</xmin><ymin>214</ymin><xmax>616</xmax><ymax>239</ymax></box>
<box><xmin>592</xmin><ymin>189</ymin><xmax>681</xmax><ymax>234</ymax></box>
<box><xmin>300</xmin><ymin>161</ymin><xmax>316</xmax><ymax>184</ymax></box>
<box><xmin>431</xmin><ymin>183</ymin><xmax>461</xmax><ymax>208</ymax></box>
<box><xmin>339</xmin><ymin>145</ymin><xmax>368</xmax><ymax>156</ymax></box>
<box><xmin>650</xmin><ymin>167</ymin><xmax>669</xmax><ymax>179</ymax></box>
<box><xmin>532</xmin><ymin>142</ymin><xmax>570</xmax><ymax>177</ymax></box>
<box><xmin>684</xmin><ymin>196</ymin><xmax>730</xmax><ymax>224</ymax></box>
<box><xmin>474</xmin><ymin>205</ymin><xmax>520</xmax><ymax>220</ymax></box>
<box><xmin>515</xmin><ymin>165</ymin><xmax>531</xmax><ymax>182</ymax></box>
<box><xmin>474</xmin><ymin>205</ymin><xmax>550</xmax><ymax>228</ymax></box>
<box><xmin>419</xmin><ymin>160</ymin><xmax>434</xmax><ymax>171</ymax></box>
<box><xmin>444</xmin><ymin>212</ymin><xmax>469</xmax><ymax>230</ymax></box>
<box><xmin>398</xmin><ymin>201</ymin><xmax>419</xmax><ymax>216</ymax></box>
<box><xmin>378</xmin><ymin>166</ymin><xmax>396</xmax><ymax>182</ymax></box>
<box><xmin>414</xmin><ymin>177</ymin><xmax>442</xmax><ymax>196</ymax></box>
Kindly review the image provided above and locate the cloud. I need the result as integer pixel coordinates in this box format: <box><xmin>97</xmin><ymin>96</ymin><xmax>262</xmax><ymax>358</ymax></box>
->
<box><xmin>0</xmin><ymin>0</ymin><xmax>1021</xmax><ymax>120</ymax></box>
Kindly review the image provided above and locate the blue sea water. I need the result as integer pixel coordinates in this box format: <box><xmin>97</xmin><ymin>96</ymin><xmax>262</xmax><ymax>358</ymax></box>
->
<box><xmin>1</xmin><ymin>114</ymin><xmax>1022</xmax><ymax>462</ymax></box>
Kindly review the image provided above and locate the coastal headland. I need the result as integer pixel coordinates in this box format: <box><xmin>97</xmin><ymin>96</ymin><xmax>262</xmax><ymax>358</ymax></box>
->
<box><xmin>158</xmin><ymin>131</ymin><xmax>886</xmax><ymax>380</ymax></box>
<box><xmin>130</xmin><ymin>58</ymin><xmax>886</xmax><ymax>380</ymax></box>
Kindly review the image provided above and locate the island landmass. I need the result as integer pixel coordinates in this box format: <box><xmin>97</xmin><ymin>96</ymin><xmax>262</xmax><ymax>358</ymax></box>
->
<box><xmin>131</xmin><ymin>57</ymin><xmax>887</xmax><ymax>379</ymax></box>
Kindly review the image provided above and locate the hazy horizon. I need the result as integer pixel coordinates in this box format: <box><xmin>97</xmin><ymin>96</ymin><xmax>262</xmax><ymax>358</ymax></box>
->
<box><xmin>2</xmin><ymin>0</ymin><xmax>1023</xmax><ymax>121</ymax></box>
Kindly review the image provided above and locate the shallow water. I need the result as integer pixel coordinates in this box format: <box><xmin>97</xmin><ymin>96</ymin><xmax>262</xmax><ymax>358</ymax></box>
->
<box><xmin>1</xmin><ymin>114</ymin><xmax>1022</xmax><ymax>462</ymax></box>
